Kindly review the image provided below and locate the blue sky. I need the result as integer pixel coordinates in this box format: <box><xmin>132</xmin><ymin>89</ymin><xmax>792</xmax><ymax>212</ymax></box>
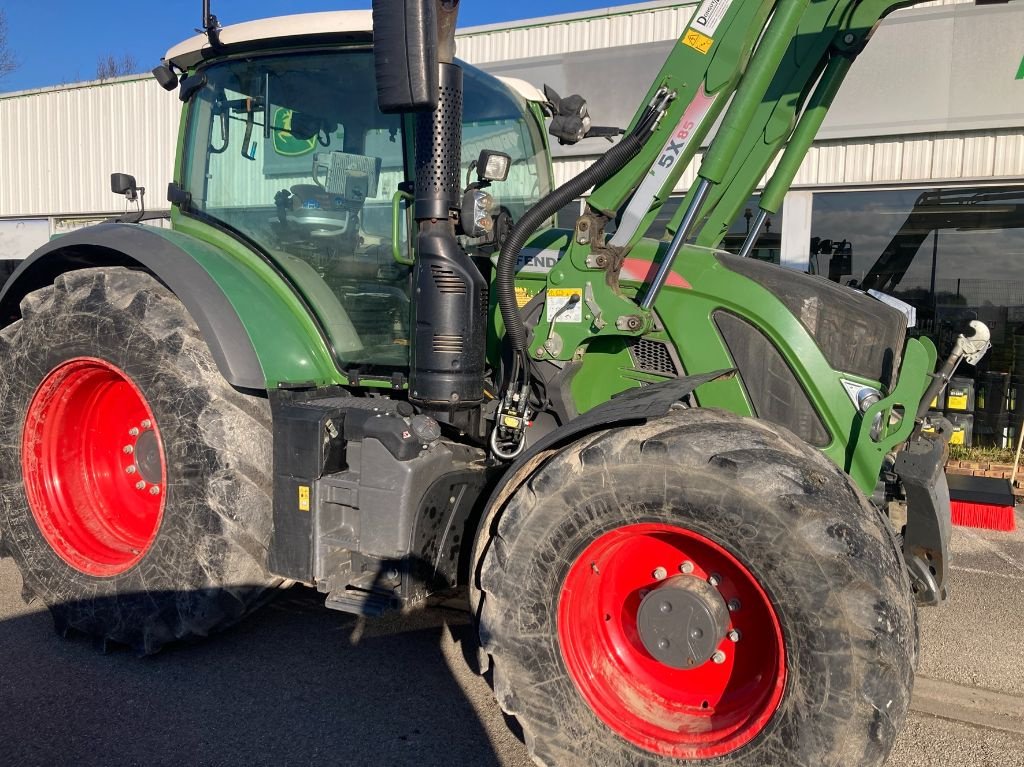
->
<box><xmin>0</xmin><ymin>1</ymin><xmax>637</xmax><ymax>93</ymax></box>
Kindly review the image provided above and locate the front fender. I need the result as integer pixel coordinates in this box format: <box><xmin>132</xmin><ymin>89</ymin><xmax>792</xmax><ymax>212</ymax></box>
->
<box><xmin>0</xmin><ymin>224</ymin><xmax>341</xmax><ymax>390</ymax></box>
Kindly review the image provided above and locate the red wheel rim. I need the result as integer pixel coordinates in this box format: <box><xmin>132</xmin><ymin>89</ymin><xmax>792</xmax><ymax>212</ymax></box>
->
<box><xmin>557</xmin><ymin>523</ymin><xmax>786</xmax><ymax>759</ymax></box>
<box><xmin>21</xmin><ymin>357</ymin><xmax>166</xmax><ymax>577</ymax></box>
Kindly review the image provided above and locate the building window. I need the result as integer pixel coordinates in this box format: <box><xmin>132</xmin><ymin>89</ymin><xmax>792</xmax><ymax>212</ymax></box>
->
<box><xmin>812</xmin><ymin>185</ymin><xmax>1024</xmax><ymax>447</ymax></box>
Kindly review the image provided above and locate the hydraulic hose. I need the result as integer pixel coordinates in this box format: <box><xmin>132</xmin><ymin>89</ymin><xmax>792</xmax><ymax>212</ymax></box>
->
<box><xmin>496</xmin><ymin>108</ymin><xmax>661</xmax><ymax>354</ymax></box>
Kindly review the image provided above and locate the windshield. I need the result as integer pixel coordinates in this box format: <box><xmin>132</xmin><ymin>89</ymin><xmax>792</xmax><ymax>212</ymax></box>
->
<box><xmin>182</xmin><ymin>50</ymin><xmax>550</xmax><ymax>372</ymax></box>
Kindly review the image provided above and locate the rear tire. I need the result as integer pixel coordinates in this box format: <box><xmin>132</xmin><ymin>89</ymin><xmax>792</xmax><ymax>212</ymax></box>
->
<box><xmin>477</xmin><ymin>408</ymin><xmax>916</xmax><ymax>766</ymax></box>
<box><xmin>0</xmin><ymin>267</ymin><xmax>282</xmax><ymax>653</ymax></box>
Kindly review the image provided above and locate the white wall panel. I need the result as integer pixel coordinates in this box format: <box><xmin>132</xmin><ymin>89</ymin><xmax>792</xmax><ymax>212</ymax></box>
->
<box><xmin>456</xmin><ymin>2</ymin><xmax>697</xmax><ymax>64</ymax></box>
<box><xmin>0</xmin><ymin>75</ymin><xmax>179</xmax><ymax>218</ymax></box>
<box><xmin>900</xmin><ymin>136</ymin><xmax>933</xmax><ymax>180</ymax></box>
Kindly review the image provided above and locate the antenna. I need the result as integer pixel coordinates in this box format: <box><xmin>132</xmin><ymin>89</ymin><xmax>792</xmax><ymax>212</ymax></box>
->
<box><xmin>202</xmin><ymin>0</ymin><xmax>222</xmax><ymax>47</ymax></box>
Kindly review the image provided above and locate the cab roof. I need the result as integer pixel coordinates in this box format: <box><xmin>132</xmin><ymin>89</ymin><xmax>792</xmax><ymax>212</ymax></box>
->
<box><xmin>164</xmin><ymin>11</ymin><xmax>373</xmax><ymax>69</ymax></box>
<box><xmin>163</xmin><ymin>10</ymin><xmax>546</xmax><ymax>106</ymax></box>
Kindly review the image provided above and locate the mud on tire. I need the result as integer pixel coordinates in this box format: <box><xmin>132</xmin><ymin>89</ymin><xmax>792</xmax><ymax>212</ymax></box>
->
<box><xmin>0</xmin><ymin>267</ymin><xmax>283</xmax><ymax>653</ymax></box>
<box><xmin>476</xmin><ymin>408</ymin><xmax>917</xmax><ymax>766</ymax></box>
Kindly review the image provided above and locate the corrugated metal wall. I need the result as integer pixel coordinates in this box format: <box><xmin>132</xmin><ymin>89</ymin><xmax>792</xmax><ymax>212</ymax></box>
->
<box><xmin>456</xmin><ymin>2</ymin><xmax>699</xmax><ymax>63</ymax></box>
<box><xmin>455</xmin><ymin>0</ymin><xmax>974</xmax><ymax>64</ymax></box>
<box><xmin>0</xmin><ymin>76</ymin><xmax>180</xmax><ymax>218</ymax></box>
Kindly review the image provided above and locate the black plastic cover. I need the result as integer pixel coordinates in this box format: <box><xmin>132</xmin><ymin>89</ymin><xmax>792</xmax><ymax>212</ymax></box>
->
<box><xmin>714</xmin><ymin>311</ymin><xmax>831</xmax><ymax>447</ymax></box>
<box><xmin>372</xmin><ymin>0</ymin><xmax>439</xmax><ymax>113</ymax></box>
<box><xmin>717</xmin><ymin>253</ymin><xmax>907</xmax><ymax>389</ymax></box>
<box><xmin>410</xmin><ymin>224</ymin><xmax>487</xmax><ymax>409</ymax></box>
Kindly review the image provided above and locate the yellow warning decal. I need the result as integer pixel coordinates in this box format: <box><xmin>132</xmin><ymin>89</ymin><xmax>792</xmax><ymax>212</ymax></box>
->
<box><xmin>683</xmin><ymin>30</ymin><xmax>714</xmax><ymax>54</ymax></box>
<box><xmin>298</xmin><ymin>485</ymin><xmax>310</xmax><ymax>512</ymax></box>
<box><xmin>514</xmin><ymin>286</ymin><xmax>535</xmax><ymax>308</ymax></box>
<box><xmin>947</xmin><ymin>392</ymin><xmax>968</xmax><ymax>411</ymax></box>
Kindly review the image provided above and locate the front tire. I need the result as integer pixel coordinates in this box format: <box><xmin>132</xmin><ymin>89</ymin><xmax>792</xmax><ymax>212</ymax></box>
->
<box><xmin>477</xmin><ymin>408</ymin><xmax>916</xmax><ymax>766</ymax></box>
<box><xmin>0</xmin><ymin>267</ymin><xmax>282</xmax><ymax>653</ymax></box>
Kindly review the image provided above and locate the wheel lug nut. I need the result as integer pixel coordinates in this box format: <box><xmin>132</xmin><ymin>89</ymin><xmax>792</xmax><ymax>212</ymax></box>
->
<box><xmin>728</xmin><ymin>629</ymin><xmax>741</xmax><ymax>642</ymax></box>
<box><xmin>135</xmin><ymin>481</ymin><xmax>146</xmax><ymax>490</ymax></box>
<box><xmin>652</xmin><ymin>566</ymin><xmax>667</xmax><ymax>581</ymax></box>
<box><xmin>149</xmin><ymin>486</ymin><xmax>160</xmax><ymax>496</ymax></box>
<box><xmin>657</xmin><ymin>639</ymin><xmax>670</xmax><ymax>650</ymax></box>
<box><xmin>708</xmin><ymin>573</ymin><xmax>721</xmax><ymax>587</ymax></box>
<box><xmin>679</xmin><ymin>561</ymin><xmax>694</xmax><ymax>574</ymax></box>
<box><xmin>659</xmin><ymin>601</ymin><xmax>672</xmax><ymax>613</ymax></box>
<box><xmin>141</xmin><ymin>419</ymin><xmax>152</xmax><ymax>429</ymax></box>
<box><xmin>126</xmin><ymin>465</ymin><xmax>136</xmax><ymax>474</ymax></box>
<box><xmin>712</xmin><ymin>650</ymin><xmax>726</xmax><ymax>664</ymax></box>
<box><xmin>128</xmin><ymin>427</ymin><xmax>140</xmax><ymax>437</ymax></box>
<box><xmin>123</xmin><ymin>445</ymin><xmax>134</xmax><ymax>454</ymax></box>
<box><xmin>728</xmin><ymin>598</ymin><xmax>741</xmax><ymax>612</ymax></box>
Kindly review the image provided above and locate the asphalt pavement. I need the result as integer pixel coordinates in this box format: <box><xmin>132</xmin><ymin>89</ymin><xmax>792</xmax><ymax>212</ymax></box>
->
<box><xmin>0</xmin><ymin>509</ymin><xmax>1022</xmax><ymax>767</ymax></box>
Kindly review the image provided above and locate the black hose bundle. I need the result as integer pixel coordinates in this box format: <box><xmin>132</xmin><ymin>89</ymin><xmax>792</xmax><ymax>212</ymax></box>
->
<box><xmin>495</xmin><ymin>107</ymin><xmax>662</xmax><ymax>356</ymax></box>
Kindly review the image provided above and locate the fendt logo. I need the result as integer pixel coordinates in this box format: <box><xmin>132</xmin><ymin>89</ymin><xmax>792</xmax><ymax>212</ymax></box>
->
<box><xmin>516</xmin><ymin>249</ymin><xmax>562</xmax><ymax>273</ymax></box>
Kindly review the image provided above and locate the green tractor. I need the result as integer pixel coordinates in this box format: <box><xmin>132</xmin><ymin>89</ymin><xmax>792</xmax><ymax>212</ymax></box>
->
<box><xmin>0</xmin><ymin>1</ymin><xmax>983</xmax><ymax>764</ymax></box>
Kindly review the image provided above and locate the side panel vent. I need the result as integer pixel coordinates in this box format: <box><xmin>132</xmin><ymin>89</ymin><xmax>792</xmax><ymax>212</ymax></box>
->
<box><xmin>431</xmin><ymin>264</ymin><xmax>467</xmax><ymax>294</ymax></box>
<box><xmin>432</xmin><ymin>334</ymin><xmax>464</xmax><ymax>354</ymax></box>
<box><xmin>713</xmin><ymin>310</ymin><xmax>831</xmax><ymax>447</ymax></box>
<box><xmin>628</xmin><ymin>339</ymin><xmax>680</xmax><ymax>377</ymax></box>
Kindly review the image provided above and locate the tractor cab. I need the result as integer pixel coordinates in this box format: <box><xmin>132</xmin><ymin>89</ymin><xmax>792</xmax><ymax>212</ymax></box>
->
<box><xmin>164</xmin><ymin>12</ymin><xmax>552</xmax><ymax>371</ymax></box>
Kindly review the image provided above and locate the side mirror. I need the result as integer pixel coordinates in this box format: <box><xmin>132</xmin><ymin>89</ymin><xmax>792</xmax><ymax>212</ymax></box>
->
<box><xmin>372</xmin><ymin>0</ymin><xmax>438</xmax><ymax>113</ymax></box>
<box><xmin>111</xmin><ymin>173</ymin><xmax>147</xmax><ymax>223</ymax></box>
<box><xmin>152</xmin><ymin>63</ymin><xmax>178</xmax><ymax>91</ymax></box>
<box><xmin>111</xmin><ymin>173</ymin><xmax>139</xmax><ymax>199</ymax></box>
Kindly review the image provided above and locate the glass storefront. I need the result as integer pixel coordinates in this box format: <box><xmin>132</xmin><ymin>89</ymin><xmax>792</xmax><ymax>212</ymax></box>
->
<box><xmin>812</xmin><ymin>184</ymin><xmax>1024</xmax><ymax>447</ymax></box>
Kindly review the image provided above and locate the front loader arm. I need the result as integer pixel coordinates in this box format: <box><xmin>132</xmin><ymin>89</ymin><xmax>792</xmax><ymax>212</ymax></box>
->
<box><xmin>584</xmin><ymin>0</ymin><xmax>919</xmax><ymax>260</ymax></box>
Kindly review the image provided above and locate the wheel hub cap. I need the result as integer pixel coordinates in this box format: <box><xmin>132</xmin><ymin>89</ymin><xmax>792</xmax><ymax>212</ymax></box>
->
<box><xmin>636</xmin><ymin>575</ymin><xmax>729</xmax><ymax>669</ymax></box>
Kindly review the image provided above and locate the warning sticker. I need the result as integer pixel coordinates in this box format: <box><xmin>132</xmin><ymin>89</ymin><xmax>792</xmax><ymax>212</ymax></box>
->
<box><xmin>689</xmin><ymin>0</ymin><xmax>734</xmax><ymax>37</ymax></box>
<box><xmin>546</xmin><ymin>288</ymin><xmax>583</xmax><ymax>323</ymax></box>
<box><xmin>515</xmin><ymin>285</ymin><xmax>536</xmax><ymax>308</ymax></box>
<box><xmin>298</xmin><ymin>485</ymin><xmax>310</xmax><ymax>512</ymax></box>
<box><xmin>682</xmin><ymin>29</ymin><xmax>714</xmax><ymax>54</ymax></box>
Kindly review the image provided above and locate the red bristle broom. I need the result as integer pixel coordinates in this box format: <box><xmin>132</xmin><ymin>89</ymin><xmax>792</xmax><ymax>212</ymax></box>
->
<box><xmin>947</xmin><ymin>420</ymin><xmax>1019</xmax><ymax>532</ymax></box>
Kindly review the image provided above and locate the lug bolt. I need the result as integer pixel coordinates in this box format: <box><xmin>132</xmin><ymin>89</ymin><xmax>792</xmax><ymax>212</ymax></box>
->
<box><xmin>708</xmin><ymin>573</ymin><xmax>722</xmax><ymax>587</ymax></box>
<box><xmin>126</xmin><ymin>465</ymin><xmax>136</xmax><ymax>474</ymax></box>
<box><xmin>659</xmin><ymin>601</ymin><xmax>672</xmax><ymax>614</ymax></box>
<box><xmin>128</xmin><ymin>427</ymin><xmax>140</xmax><ymax>437</ymax></box>
<box><xmin>141</xmin><ymin>419</ymin><xmax>152</xmax><ymax>429</ymax></box>
<box><xmin>728</xmin><ymin>629</ymin><xmax>741</xmax><ymax>642</ymax></box>
<box><xmin>149</xmin><ymin>486</ymin><xmax>160</xmax><ymax>496</ymax></box>
<box><xmin>652</xmin><ymin>566</ymin><xmax>668</xmax><ymax>581</ymax></box>
<box><xmin>728</xmin><ymin>598</ymin><xmax>741</xmax><ymax>612</ymax></box>
<box><xmin>123</xmin><ymin>445</ymin><xmax>134</xmax><ymax>454</ymax></box>
<box><xmin>657</xmin><ymin>638</ymin><xmax>670</xmax><ymax>650</ymax></box>
<box><xmin>712</xmin><ymin>650</ymin><xmax>727</xmax><ymax>664</ymax></box>
<box><xmin>679</xmin><ymin>561</ymin><xmax>694</xmax><ymax>574</ymax></box>
<box><xmin>135</xmin><ymin>481</ymin><xmax>146</xmax><ymax>490</ymax></box>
